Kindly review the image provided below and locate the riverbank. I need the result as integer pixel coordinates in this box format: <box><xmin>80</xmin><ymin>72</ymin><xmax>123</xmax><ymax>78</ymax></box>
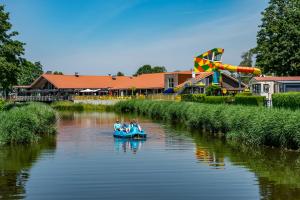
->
<box><xmin>0</xmin><ymin>103</ymin><xmax>57</xmax><ymax>144</ymax></box>
<box><xmin>114</xmin><ymin>100</ymin><xmax>300</xmax><ymax>150</ymax></box>
<box><xmin>51</xmin><ymin>101</ymin><xmax>112</xmax><ymax>111</ymax></box>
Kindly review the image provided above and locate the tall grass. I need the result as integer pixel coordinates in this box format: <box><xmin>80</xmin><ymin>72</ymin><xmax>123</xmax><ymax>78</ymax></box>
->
<box><xmin>114</xmin><ymin>100</ymin><xmax>300</xmax><ymax>149</ymax></box>
<box><xmin>272</xmin><ymin>92</ymin><xmax>300</xmax><ymax>110</ymax></box>
<box><xmin>51</xmin><ymin>101</ymin><xmax>111</xmax><ymax>111</ymax></box>
<box><xmin>0</xmin><ymin>103</ymin><xmax>57</xmax><ymax>145</ymax></box>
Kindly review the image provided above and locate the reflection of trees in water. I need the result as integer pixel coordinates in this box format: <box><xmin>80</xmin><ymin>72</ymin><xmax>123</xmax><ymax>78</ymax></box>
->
<box><xmin>114</xmin><ymin>138</ymin><xmax>146</xmax><ymax>154</ymax></box>
<box><xmin>0</xmin><ymin>136</ymin><xmax>56</xmax><ymax>199</ymax></box>
<box><xmin>191</xmin><ymin>133</ymin><xmax>300</xmax><ymax>200</ymax></box>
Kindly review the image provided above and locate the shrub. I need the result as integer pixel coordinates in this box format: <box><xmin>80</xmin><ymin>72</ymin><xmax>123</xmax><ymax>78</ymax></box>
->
<box><xmin>234</xmin><ymin>96</ymin><xmax>266</xmax><ymax>106</ymax></box>
<box><xmin>0</xmin><ymin>103</ymin><xmax>57</xmax><ymax>145</ymax></box>
<box><xmin>206</xmin><ymin>85</ymin><xmax>221</xmax><ymax>96</ymax></box>
<box><xmin>0</xmin><ymin>98</ymin><xmax>5</xmax><ymax>111</ymax></box>
<box><xmin>51</xmin><ymin>101</ymin><xmax>109</xmax><ymax>111</ymax></box>
<box><xmin>272</xmin><ymin>92</ymin><xmax>300</xmax><ymax>110</ymax></box>
<box><xmin>114</xmin><ymin>100</ymin><xmax>300</xmax><ymax>150</ymax></box>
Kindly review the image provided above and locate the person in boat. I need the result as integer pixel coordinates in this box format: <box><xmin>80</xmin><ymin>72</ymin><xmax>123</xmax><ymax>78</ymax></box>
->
<box><xmin>130</xmin><ymin>120</ymin><xmax>142</xmax><ymax>132</ymax></box>
<box><xmin>122</xmin><ymin>123</ymin><xmax>130</xmax><ymax>133</ymax></box>
<box><xmin>114</xmin><ymin>120</ymin><xmax>122</xmax><ymax>131</ymax></box>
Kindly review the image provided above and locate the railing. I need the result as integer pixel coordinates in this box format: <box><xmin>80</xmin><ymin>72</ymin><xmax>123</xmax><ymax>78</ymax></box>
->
<box><xmin>73</xmin><ymin>95</ymin><xmax>132</xmax><ymax>100</ymax></box>
<box><xmin>13</xmin><ymin>96</ymin><xmax>72</xmax><ymax>102</ymax></box>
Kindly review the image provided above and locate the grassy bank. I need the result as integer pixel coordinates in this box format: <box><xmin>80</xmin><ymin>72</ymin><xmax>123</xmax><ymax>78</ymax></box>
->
<box><xmin>114</xmin><ymin>100</ymin><xmax>300</xmax><ymax>150</ymax></box>
<box><xmin>51</xmin><ymin>101</ymin><xmax>111</xmax><ymax>111</ymax></box>
<box><xmin>0</xmin><ymin>103</ymin><xmax>57</xmax><ymax>145</ymax></box>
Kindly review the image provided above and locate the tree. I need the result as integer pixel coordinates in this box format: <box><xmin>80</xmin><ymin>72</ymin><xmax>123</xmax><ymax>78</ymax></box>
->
<box><xmin>116</xmin><ymin>71</ymin><xmax>124</xmax><ymax>76</ymax></box>
<box><xmin>134</xmin><ymin>65</ymin><xmax>167</xmax><ymax>76</ymax></box>
<box><xmin>134</xmin><ymin>64</ymin><xmax>152</xmax><ymax>76</ymax></box>
<box><xmin>0</xmin><ymin>5</ymin><xmax>24</xmax><ymax>97</ymax></box>
<box><xmin>18</xmin><ymin>59</ymin><xmax>43</xmax><ymax>85</ymax></box>
<box><xmin>152</xmin><ymin>66</ymin><xmax>167</xmax><ymax>73</ymax></box>
<box><xmin>53</xmin><ymin>71</ymin><xmax>63</xmax><ymax>75</ymax></box>
<box><xmin>255</xmin><ymin>0</ymin><xmax>300</xmax><ymax>75</ymax></box>
<box><xmin>239</xmin><ymin>49</ymin><xmax>254</xmax><ymax>67</ymax></box>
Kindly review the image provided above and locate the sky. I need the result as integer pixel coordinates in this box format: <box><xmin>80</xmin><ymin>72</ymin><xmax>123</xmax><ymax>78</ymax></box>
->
<box><xmin>1</xmin><ymin>0</ymin><xmax>268</xmax><ymax>75</ymax></box>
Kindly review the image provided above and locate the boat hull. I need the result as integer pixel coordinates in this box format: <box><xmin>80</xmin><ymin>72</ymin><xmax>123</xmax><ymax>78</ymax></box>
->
<box><xmin>113</xmin><ymin>129</ymin><xmax>147</xmax><ymax>138</ymax></box>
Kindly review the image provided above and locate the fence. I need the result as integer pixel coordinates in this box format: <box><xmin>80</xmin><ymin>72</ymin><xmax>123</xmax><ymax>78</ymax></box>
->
<box><xmin>145</xmin><ymin>94</ymin><xmax>180</xmax><ymax>101</ymax></box>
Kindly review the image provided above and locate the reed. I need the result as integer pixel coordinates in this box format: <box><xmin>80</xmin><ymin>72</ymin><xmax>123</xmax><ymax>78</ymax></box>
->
<box><xmin>114</xmin><ymin>100</ymin><xmax>300</xmax><ymax>150</ymax></box>
<box><xmin>51</xmin><ymin>101</ymin><xmax>111</xmax><ymax>111</ymax></box>
<box><xmin>0</xmin><ymin>103</ymin><xmax>57</xmax><ymax>145</ymax></box>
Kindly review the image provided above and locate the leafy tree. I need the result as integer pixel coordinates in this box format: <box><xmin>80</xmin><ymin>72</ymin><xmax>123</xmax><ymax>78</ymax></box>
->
<box><xmin>134</xmin><ymin>65</ymin><xmax>167</xmax><ymax>76</ymax></box>
<box><xmin>116</xmin><ymin>71</ymin><xmax>124</xmax><ymax>76</ymax></box>
<box><xmin>152</xmin><ymin>66</ymin><xmax>167</xmax><ymax>73</ymax></box>
<box><xmin>134</xmin><ymin>64</ymin><xmax>152</xmax><ymax>76</ymax></box>
<box><xmin>239</xmin><ymin>49</ymin><xmax>254</xmax><ymax>67</ymax></box>
<box><xmin>53</xmin><ymin>71</ymin><xmax>63</xmax><ymax>75</ymax></box>
<box><xmin>255</xmin><ymin>0</ymin><xmax>300</xmax><ymax>75</ymax></box>
<box><xmin>0</xmin><ymin>5</ymin><xmax>24</xmax><ymax>97</ymax></box>
<box><xmin>18</xmin><ymin>59</ymin><xmax>43</xmax><ymax>85</ymax></box>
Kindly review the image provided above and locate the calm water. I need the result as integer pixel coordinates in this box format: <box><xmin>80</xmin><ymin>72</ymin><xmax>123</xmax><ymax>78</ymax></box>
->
<box><xmin>1</xmin><ymin>112</ymin><xmax>300</xmax><ymax>200</ymax></box>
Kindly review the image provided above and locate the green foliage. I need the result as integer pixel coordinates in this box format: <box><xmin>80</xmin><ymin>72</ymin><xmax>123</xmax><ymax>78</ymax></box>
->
<box><xmin>234</xmin><ymin>96</ymin><xmax>266</xmax><ymax>106</ymax></box>
<box><xmin>236</xmin><ymin>91</ymin><xmax>253</xmax><ymax>96</ymax></box>
<box><xmin>181</xmin><ymin>94</ymin><xmax>263</xmax><ymax>106</ymax></box>
<box><xmin>272</xmin><ymin>92</ymin><xmax>300</xmax><ymax>110</ymax></box>
<box><xmin>116</xmin><ymin>71</ymin><xmax>124</xmax><ymax>76</ymax></box>
<box><xmin>205</xmin><ymin>85</ymin><xmax>221</xmax><ymax>96</ymax></box>
<box><xmin>239</xmin><ymin>49</ymin><xmax>254</xmax><ymax>67</ymax></box>
<box><xmin>0</xmin><ymin>103</ymin><xmax>57</xmax><ymax>144</ymax></box>
<box><xmin>18</xmin><ymin>59</ymin><xmax>43</xmax><ymax>85</ymax></box>
<box><xmin>134</xmin><ymin>64</ymin><xmax>167</xmax><ymax>76</ymax></box>
<box><xmin>255</xmin><ymin>0</ymin><xmax>300</xmax><ymax>75</ymax></box>
<box><xmin>51</xmin><ymin>101</ymin><xmax>110</xmax><ymax>111</ymax></box>
<box><xmin>53</xmin><ymin>71</ymin><xmax>63</xmax><ymax>75</ymax></box>
<box><xmin>0</xmin><ymin>5</ymin><xmax>25</xmax><ymax>96</ymax></box>
<box><xmin>114</xmin><ymin>100</ymin><xmax>300</xmax><ymax>149</ymax></box>
<box><xmin>0</xmin><ymin>98</ymin><xmax>5</xmax><ymax>111</ymax></box>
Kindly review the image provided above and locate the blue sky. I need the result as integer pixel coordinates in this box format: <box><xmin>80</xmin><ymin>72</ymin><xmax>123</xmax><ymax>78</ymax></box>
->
<box><xmin>1</xmin><ymin>0</ymin><xmax>268</xmax><ymax>75</ymax></box>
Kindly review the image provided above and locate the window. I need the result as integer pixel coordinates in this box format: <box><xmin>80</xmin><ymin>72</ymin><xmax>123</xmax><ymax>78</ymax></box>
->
<box><xmin>168</xmin><ymin>78</ymin><xmax>174</xmax><ymax>88</ymax></box>
<box><xmin>252</xmin><ymin>84</ymin><xmax>261</xmax><ymax>94</ymax></box>
<box><xmin>263</xmin><ymin>84</ymin><xmax>270</xmax><ymax>93</ymax></box>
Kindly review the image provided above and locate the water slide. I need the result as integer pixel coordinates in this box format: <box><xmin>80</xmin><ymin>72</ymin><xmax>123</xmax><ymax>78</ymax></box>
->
<box><xmin>194</xmin><ymin>48</ymin><xmax>261</xmax><ymax>76</ymax></box>
<box><xmin>173</xmin><ymin>48</ymin><xmax>261</xmax><ymax>93</ymax></box>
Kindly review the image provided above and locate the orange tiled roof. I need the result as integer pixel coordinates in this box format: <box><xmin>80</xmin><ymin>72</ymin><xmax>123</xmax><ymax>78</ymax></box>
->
<box><xmin>31</xmin><ymin>73</ymin><xmax>166</xmax><ymax>90</ymax></box>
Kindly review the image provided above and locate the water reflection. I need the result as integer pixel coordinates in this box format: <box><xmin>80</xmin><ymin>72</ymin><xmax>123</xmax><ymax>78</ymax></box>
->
<box><xmin>114</xmin><ymin>138</ymin><xmax>146</xmax><ymax>154</ymax></box>
<box><xmin>191</xmin><ymin>133</ymin><xmax>300</xmax><ymax>200</ymax></box>
<box><xmin>195</xmin><ymin>146</ymin><xmax>225</xmax><ymax>169</ymax></box>
<box><xmin>0</xmin><ymin>136</ymin><xmax>56</xmax><ymax>199</ymax></box>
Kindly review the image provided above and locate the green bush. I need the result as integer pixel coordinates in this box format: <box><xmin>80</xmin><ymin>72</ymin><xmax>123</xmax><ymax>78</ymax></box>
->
<box><xmin>0</xmin><ymin>98</ymin><xmax>5</xmax><ymax>111</ymax></box>
<box><xmin>114</xmin><ymin>100</ymin><xmax>300</xmax><ymax>150</ymax></box>
<box><xmin>51</xmin><ymin>101</ymin><xmax>109</xmax><ymax>111</ymax></box>
<box><xmin>272</xmin><ymin>92</ymin><xmax>300</xmax><ymax>110</ymax></box>
<box><xmin>234</xmin><ymin>96</ymin><xmax>266</xmax><ymax>106</ymax></box>
<box><xmin>0</xmin><ymin>103</ymin><xmax>57</xmax><ymax>145</ymax></box>
<box><xmin>181</xmin><ymin>94</ymin><xmax>262</xmax><ymax>106</ymax></box>
<box><xmin>206</xmin><ymin>85</ymin><xmax>221</xmax><ymax>96</ymax></box>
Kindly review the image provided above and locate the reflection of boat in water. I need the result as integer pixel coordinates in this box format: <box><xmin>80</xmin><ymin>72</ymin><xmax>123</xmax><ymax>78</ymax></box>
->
<box><xmin>114</xmin><ymin>138</ymin><xmax>146</xmax><ymax>153</ymax></box>
<box><xmin>195</xmin><ymin>146</ymin><xmax>225</xmax><ymax>169</ymax></box>
<box><xmin>113</xmin><ymin>128</ymin><xmax>147</xmax><ymax>139</ymax></box>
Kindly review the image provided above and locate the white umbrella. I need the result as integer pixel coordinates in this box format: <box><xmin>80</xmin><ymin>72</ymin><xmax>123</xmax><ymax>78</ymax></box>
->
<box><xmin>80</xmin><ymin>89</ymin><xmax>95</xmax><ymax>93</ymax></box>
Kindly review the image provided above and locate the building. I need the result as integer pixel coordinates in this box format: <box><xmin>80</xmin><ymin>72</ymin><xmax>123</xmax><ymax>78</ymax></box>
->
<box><xmin>14</xmin><ymin>72</ymin><xmax>166</xmax><ymax>99</ymax></box>
<box><xmin>165</xmin><ymin>71</ymin><xmax>246</xmax><ymax>94</ymax></box>
<box><xmin>14</xmin><ymin>70</ymin><xmax>248</xmax><ymax>101</ymax></box>
<box><xmin>249</xmin><ymin>76</ymin><xmax>300</xmax><ymax>100</ymax></box>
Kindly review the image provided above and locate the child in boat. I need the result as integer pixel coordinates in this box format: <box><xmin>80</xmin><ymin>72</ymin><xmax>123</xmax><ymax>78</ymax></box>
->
<box><xmin>122</xmin><ymin>123</ymin><xmax>130</xmax><ymax>133</ymax></box>
<box><xmin>114</xmin><ymin>120</ymin><xmax>122</xmax><ymax>131</ymax></box>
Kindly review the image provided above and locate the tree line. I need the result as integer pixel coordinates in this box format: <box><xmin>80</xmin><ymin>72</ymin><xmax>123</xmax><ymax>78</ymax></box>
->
<box><xmin>239</xmin><ymin>0</ymin><xmax>299</xmax><ymax>76</ymax></box>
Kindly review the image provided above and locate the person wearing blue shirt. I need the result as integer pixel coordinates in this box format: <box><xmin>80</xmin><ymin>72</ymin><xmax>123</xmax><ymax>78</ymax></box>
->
<box><xmin>114</xmin><ymin>120</ymin><xmax>122</xmax><ymax>131</ymax></box>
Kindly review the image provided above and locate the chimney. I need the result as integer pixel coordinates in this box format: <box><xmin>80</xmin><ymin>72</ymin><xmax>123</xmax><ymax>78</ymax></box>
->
<box><xmin>75</xmin><ymin>72</ymin><xmax>79</xmax><ymax>77</ymax></box>
<box><xmin>108</xmin><ymin>74</ymin><xmax>111</xmax><ymax>76</ymax></box>
<box><xmin>112</xmin><ymin>75</ymin><xmax>117</xmax><ymax>80</ymax></box>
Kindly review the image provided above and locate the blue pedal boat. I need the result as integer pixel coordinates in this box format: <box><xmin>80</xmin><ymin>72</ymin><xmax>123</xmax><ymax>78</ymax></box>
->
<box><xmin>113</xmin><ymin>127</ymin><xmax>147</xmax><ymax>139</ymax></box>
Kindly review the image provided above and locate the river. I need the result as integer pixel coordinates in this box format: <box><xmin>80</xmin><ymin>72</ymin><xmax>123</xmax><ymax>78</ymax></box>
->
<box><xmin>0</xmin><ymin>111</ymin><xmax>300</xmax><ymax>200</ymax></box>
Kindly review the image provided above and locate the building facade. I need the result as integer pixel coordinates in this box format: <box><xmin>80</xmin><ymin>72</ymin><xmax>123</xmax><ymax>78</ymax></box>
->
<box><xmin>249</xmin><ymin>76</ymin><xmax>300</xmax><ymax>100</ymax></box>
